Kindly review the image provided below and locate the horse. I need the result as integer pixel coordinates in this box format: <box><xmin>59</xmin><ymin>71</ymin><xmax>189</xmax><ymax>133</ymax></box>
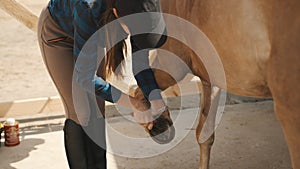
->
<box><xmin>142</xmin><ymin>0</ymin><xmax>300</xmax><ymax>169</ymax></box>
<box><xmin>1</xmin><ymin>0</ymin><xmax>298</xmax><ymax>168</ymax></box>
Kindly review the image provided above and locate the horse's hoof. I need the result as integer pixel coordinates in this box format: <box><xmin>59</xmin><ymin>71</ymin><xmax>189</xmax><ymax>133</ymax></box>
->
<box><xmin>150</xmin><ymin>125</ymin><xmax>175</xmax><ymax>144</ymax></box>
<box><xmin>148</xmin><ymin>109</ymin><xmax>175</xmax><ymax>144</ymax></box>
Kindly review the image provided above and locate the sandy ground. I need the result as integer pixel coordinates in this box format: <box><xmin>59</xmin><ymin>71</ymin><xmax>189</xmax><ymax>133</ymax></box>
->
<box><xmin>0</xmin><ymin>0</ymin><xmax>58</xmax><ymax>102</ymax></box>
<box><xmin>0</xmin><ymin>101</ymin><xmax>291</xmax><ymax>169</ymax></box>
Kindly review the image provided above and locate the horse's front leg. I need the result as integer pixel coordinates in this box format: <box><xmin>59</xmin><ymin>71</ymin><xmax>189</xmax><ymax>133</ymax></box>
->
<box><xmin>196</xmin><ymin>82</ymin><xmax>222</xmax><ymax>169</ymax></box>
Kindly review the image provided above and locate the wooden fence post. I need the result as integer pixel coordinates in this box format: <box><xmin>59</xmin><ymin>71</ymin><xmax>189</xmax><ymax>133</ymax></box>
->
<box><xmin>0</xmin><ymin>0</ymin><xmax>38</xmax><ymax>32</ymax></box>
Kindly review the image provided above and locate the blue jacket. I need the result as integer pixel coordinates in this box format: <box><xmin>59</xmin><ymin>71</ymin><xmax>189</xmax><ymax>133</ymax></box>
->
<box><xmin>48</xmin><ymin>0</ymin><xmax>164</xmax><ymax>102</ymax></box>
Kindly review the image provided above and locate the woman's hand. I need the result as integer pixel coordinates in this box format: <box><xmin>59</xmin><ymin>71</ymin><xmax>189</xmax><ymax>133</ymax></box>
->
<box><xmin>130</xmin><ymin>110</ymin><xmax>154</xmax><ymax>130</ymax></box>
<box><xmin>116</xmin><ymin>90</ymin><xmax>154</xmax><ymax>130</ymax></box>
<box><xmin>129</xmin><ymin>96</ymin><xmax>154</xmax><ymax>130</ymax></box>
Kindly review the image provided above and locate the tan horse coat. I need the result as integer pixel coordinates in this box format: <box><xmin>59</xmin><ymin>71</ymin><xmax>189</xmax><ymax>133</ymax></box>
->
<box><xmin>150</xmin><ymin>0</ymin><xmax>300</xmax><ymax>169</ymax></box>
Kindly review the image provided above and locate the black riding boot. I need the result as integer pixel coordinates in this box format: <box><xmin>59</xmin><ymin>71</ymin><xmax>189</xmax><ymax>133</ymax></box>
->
<box><xmin>64</xmin><ymin>118</ymin><xmax>106</xmax><ymax>169</ymax></box>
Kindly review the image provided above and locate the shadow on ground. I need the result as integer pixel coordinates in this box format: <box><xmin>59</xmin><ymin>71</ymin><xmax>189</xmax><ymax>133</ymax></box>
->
<box><xmin>0</xmin><ymin>138</ymin><xmax>44</xmax><ymax>169</ymax></box>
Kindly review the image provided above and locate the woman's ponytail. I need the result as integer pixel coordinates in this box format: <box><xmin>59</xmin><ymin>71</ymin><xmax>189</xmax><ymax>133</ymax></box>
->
<box><xmin>101</xmin><ymin>0</ymin><xmax>127</xmax><ymax>77</ymax></box>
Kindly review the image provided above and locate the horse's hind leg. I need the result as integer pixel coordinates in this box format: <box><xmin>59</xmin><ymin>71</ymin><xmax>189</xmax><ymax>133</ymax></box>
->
<box><xmin>268</xmin><ymin>4</ymin><xmax>300</xmax><ymax>167</ymax></box>
<box><xmin>196</xmin><ymin>82</ymin><xmax>222</xmax><ymax>169</ymax></box>
<box><xmin>269</xmin><ymin>75</ymin><xmax>300</xmax><ymax>169</ymax></box>
<box><xmin>268</xmin><ymin>48</ymin><xmax>300</xmax><ymax>168</ymax></box>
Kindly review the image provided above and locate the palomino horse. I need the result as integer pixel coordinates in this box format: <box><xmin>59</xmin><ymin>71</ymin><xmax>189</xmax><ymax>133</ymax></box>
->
<box><xmin>145</xmin><ymin>0</ymin><xmax>299</xmax><ymax>169</ymax></box>
<box><xmin>1</xmin><ymin>0</ymin><xmax>298</xmax><ymax>168</ymax></box>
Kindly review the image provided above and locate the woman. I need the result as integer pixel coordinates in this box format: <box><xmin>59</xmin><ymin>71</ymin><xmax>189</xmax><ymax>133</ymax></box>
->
<box><xmin>37</xmin><ymin>0</ymin><xmax>174</xmax><ymax>168</ymax></box>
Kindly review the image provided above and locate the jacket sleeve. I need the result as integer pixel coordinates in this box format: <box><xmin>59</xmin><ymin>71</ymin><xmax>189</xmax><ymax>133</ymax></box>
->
<box><xmin>72</xmin><ymin>0</ymin><xmax>121</xmax><ymax>103</ymax></box>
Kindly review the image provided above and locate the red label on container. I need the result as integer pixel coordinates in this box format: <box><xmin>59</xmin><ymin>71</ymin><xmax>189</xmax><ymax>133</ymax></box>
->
<box><xmin>4</xmin><ymin>123</ymin><xmax>20</xmax><ymax>146</ymax></box>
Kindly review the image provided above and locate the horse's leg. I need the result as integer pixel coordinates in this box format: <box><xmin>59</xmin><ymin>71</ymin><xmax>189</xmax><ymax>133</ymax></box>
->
<box><xmin>196</xmin><ymin>82</ymin><xmax>221</xmax><ymax>169</ymax></box>
<box><xmin>268</xmin><ymin>47</ymin><xmax>300</xmax><ymax>168</ymax></box>
<box><xmin>272</xmin><ymin>101</ymin><xmax>300</xmax><ymax>168</ymax></box>
<box><xmin>268</xmin><ymin>3</ymin><xmax>300</xmax><ymax>167</ymax></box>
<box><xmin>269</xmin><ymin>74</ymin><xmax>300</xmax><ymax>169</ymax></box>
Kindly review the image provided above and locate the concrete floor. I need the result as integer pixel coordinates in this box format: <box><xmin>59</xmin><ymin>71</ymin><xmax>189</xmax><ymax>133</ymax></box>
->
<box><xmin>0</xmin><ymin>101</ymin><xmax>291</xmax><ymax>169</ymax></box>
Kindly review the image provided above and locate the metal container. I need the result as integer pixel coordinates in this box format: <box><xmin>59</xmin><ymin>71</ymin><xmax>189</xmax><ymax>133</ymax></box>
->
<box><xmin>4</xmin><ymin>118</ymin><xmax>20</xmax><ymax>146</ymax></box>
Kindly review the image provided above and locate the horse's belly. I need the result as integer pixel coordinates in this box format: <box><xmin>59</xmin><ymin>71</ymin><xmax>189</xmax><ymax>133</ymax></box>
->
<box><xmin>162</xmin><ymin>0</ymin><xmax>273</xmax><ymax>98</ymax></box>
